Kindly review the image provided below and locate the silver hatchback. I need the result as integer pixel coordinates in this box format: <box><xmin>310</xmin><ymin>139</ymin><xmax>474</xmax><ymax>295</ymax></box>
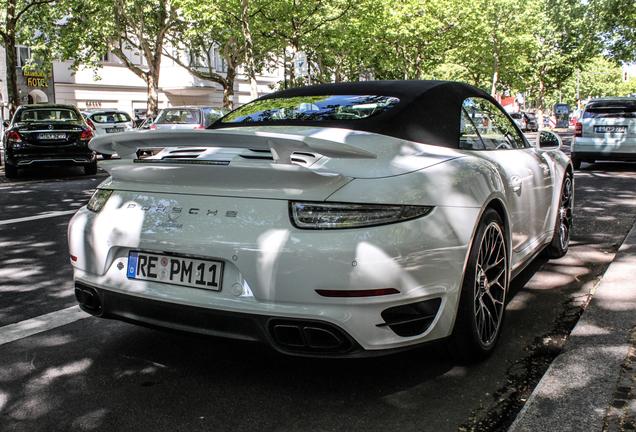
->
<box><xmin>151</xmin><ymin>106</ymin><xmax>229</xmax><ymax>130</ymax></box>
<box><xmin>572</xmin><ymin>97</ymin><xmax>636</xmax><ymax>169</ymax></box>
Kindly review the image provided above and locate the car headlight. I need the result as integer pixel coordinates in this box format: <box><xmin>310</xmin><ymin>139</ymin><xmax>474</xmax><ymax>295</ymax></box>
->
<box><xmin>87</xmin><ymin>189</ymin><xmax>113</xmax><ymax>213</ymax></box>
<box><xmin>289</xmin><ymin>202</ymin><xmax>433</xmax><ymax>229</ymax></box>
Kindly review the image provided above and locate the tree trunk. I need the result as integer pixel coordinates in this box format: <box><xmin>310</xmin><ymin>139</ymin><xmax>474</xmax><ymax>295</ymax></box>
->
<box><xmin>223</xmin><ymin>65</ymin><xmax>237</xmax><ymax>109</ymax></box>
<box><xmin>147</xmin><ymin>59</ymin><xmax>162</xmax><ymax>116</ymax></box>
<box><xmin>240</xmin><ymin>0</ymin><xmax>258</xmax><ymax>100</ymax></box>
<box><xmin>4</xmin><ymin>35</ymin><xmax>19</xmax><ymax>118</ymax></box>
<box><xmin>146</xmin><ymin>72</ymin><xmax>159</xmax><ymax>116</ymax></box>
<box><xmin>4</xmin><ymin>0</ymin><xmax>19</xmax><ymax>117</ymax></box>
<box><xmin>491</xmin><ymin>52</ymin><xmax>499</xmax><ymax>97</ymax></box>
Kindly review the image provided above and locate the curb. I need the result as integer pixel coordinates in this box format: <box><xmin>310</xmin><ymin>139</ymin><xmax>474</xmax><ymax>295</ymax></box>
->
<box><xmin>508</xmin><ymin>221</ymin><xmax>636</xmax><ymax>431</ymax></box>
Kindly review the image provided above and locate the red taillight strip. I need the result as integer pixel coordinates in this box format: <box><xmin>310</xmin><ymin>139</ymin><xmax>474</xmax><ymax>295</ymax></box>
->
<box><xmin>79</xmin><ymin>128</ymin><xmax>94</xmax><ymax>141</ymax></box>
<box><xmin>70</xmin><ymin>255</ymin><xmax>78</xmax><ymax>262</ymax></box>
<box><xmin>6</xmin><ymin>130</ymin><xmax>22</xmax><ymax>143</ymax></box>
<box><xmin>316</xmin><ymin>288</ymin><xmax>400</xmax><ymax>297</ymax></box>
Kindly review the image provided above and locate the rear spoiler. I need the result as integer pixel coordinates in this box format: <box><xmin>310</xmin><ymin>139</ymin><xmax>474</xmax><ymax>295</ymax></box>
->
<box><xmin>89</xmin><ymin>129</ymin><xmax>377</xmax><ymax>164</ymax></box>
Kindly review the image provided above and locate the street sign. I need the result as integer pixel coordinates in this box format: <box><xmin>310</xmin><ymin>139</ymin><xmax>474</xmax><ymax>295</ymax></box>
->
<box><xmin>294</xmin><ymin>51</ymin><xmax>308</xmax><ymax>77</ymax></box>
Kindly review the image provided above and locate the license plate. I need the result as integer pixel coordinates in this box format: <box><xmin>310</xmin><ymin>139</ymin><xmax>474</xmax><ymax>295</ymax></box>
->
<box><xmin>595</xmin><ymin>126</ymin><xmax>627</xmax><ymax>133</ymax></box>
<box><xmin>106</xmin><ymin>128</ymin><xmax>125</xmax><ymax>133</ymax></box>
<box><xmin>127</xmin><ymin>251</ymin><xmax>223</xmax><ymax>291</ymax></box>
<box><xmin>37</xmin><ymin>132</ymin><xmax>66</xmax><ymax>140</ymax></box>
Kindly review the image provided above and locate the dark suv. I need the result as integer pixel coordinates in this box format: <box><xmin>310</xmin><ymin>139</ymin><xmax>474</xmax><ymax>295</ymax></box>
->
<box><xmin>3</xmin><ymin>104</ymin><xmax>96</xmax><ymax>178</ymax></box>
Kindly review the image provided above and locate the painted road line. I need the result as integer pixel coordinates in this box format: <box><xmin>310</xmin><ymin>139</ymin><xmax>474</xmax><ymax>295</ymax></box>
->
<box><xmin>0</xmin><ymin>209</ymin><xmax>78</xmax><ymax>226</ymax></box>
<box><xmin>0</xmin><ymin>306</ymin><xmax>90</xmax><ymax>346</ymax></box>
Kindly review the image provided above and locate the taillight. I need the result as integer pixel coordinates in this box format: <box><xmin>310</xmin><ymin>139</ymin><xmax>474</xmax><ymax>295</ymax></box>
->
<box><xmin>193</xmin><ymin>125</ymin><xmax>205</xmax><ymax>129</ymax></box>
<box><xmin>574</xmin><ymin>122</ymin><xmax>582</xmax><ymax>138</ymax></box>
<box><xmin>5</xmin><ymin>130</ymin><xmax>22</xmax><ymax>143</ymax></box>
<box><xmin>150</xmin><ymin>125</ymin><xmax>156</xmax><ymax>130</ymax></box>
<box><xmin>79</xmin><ymin>128</ymin><xmax>94</xmax><ymax>142</ymax></box>
<box><xmin>85</xmin><ymin>118</ymin><xmax>96</xmax><ymax>129</ymax></box>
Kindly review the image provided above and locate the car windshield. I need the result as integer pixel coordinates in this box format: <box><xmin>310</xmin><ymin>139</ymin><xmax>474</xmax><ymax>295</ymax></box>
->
<box><xmin>524</xmin><ymin>113</ymin><xmax>536</xmax><ymax>120</ymax></box>
<box><xmin>91</xmin><ymin>112</ymin><xmax>132</xmax><ymax>123</ymax></box>
<box><xmin>221</xmin><ymin>95</ymin><xmax>400</xmax><ymax>123</ymax></box>
<box><xmin>16</xmin><ymin>108</ymin><xmax>79</xmax><ymax>122</ymax></box>
<box><xmin>583</xmin><ymin>101</ymin><xmax>636</xmax><ymax>119</ymax></box>
<box><xmin>155</xmin><ymin>109</ymin><xmax>201</xmax><ymax>124</ymax></box>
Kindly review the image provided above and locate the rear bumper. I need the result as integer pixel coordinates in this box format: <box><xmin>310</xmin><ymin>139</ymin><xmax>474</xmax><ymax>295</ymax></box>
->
<box><xmin>5</xmin><ymin>150</ymin><xmax>96</xmax><ymax>167</ymax></box>
<box><xmin>571</xmin><ymin>150</ymin><xmax>636</xmax><ymax>162</ymax></box>
<box><xmin>75</xmin><ymin>281</ymin><xmax>383</xmax><ymax>357</ymax></box>
<box><xmin>572</xmin><ymin>137</ymin><xmax>636</xmax><ymax>161</ymax></box>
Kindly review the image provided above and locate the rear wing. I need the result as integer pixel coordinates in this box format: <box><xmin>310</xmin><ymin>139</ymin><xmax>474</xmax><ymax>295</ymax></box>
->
<box><xmin>89</xmin><ymin>129</ymin><xmax>377</xmax><ymax>164</ymax></box>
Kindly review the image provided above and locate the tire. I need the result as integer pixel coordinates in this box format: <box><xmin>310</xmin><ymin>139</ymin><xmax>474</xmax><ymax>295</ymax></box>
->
<box><xmin>543</xmin><ymin>173</ymin><xmax>573</xmax><ymax>259</ymax></box>
<box><xmin>4</xmin><ymin>163</ymin><xmax>18</xmax><ymax>179</ymax></box>
<box><xmin>445</xmin><ymin>209</ymin><xmax>508</xmax><ymax>362</ymax></box>
<box><xmin>572</xmin><ymin>157</ymin><xmax>581</xmax><ymax>170</ymax></box>
<box><xmin>101</xmin><ymin>153</ymin><xmax>112</xmax><ymax>160</ymax></box>
<box><xmin>84</xmin><ymin>160</ymin><xmax>98</xmax><ymax>175</ymax></box>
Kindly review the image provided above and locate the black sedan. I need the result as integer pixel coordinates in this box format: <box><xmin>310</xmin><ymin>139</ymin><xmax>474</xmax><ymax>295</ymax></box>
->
<box><xmin>3</xmin><ymin>104</ymin><xmax>96</xmax><ymax>178</ymax></box>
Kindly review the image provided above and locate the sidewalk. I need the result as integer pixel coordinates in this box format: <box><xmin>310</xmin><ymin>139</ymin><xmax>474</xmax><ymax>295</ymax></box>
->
<box><xmin>509</xmin><ymin>221</ymin><xmax>636</xmax><ymax>431</ymax></box>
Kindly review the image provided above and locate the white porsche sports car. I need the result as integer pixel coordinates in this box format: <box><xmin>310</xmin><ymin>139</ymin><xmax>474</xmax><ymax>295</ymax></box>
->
<box><xmin>68</xmin><ymin>81</ymin><xmax>573</xmax><ymax>361</ymax></box>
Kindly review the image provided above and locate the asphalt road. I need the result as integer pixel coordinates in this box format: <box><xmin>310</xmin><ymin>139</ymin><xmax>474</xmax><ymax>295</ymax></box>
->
<box><xmin>1</xmin><ymin>138</ymin><xmax>635</xmax><ymax>432</ymax></box>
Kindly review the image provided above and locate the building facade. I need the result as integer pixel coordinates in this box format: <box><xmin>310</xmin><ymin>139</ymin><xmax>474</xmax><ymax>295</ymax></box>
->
<box><xmin>0</xmin><ymin>45</ymin><xmax>283</xmax><ymax>121</ymax></box>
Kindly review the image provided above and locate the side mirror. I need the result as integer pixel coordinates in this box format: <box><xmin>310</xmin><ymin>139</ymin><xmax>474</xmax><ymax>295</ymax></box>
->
<box><xmin>535</xmin><ymin>130</ymin><xmax>562</xmax><ymax>151</ymax></box>
<box><xmin>3</xmin><ymin>120</ymin><xmax>8</xmax><ymax>129</ymax></box>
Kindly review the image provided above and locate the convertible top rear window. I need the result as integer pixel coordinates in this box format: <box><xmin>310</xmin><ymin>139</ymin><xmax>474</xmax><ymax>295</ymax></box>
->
<box><xmin>221</xmin><ymin>95</ymin><xmax>400</xmax><ymax>123</ymax></box>
<box><xmin>584</xmin><ymin>101</ymin><xmax>636</xmax><ymax>118</ymax></box>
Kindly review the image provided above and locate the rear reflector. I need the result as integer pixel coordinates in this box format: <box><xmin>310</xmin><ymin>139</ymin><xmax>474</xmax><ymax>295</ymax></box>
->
<box><xmin>316</xmin><ymin>288</ymin><xmax>400</xmax><ymax>297</ymax></box>
<box><xmin>70</xmin><ymin>255</ymin><xmax>78</xmax><ymax>262</ymax></box>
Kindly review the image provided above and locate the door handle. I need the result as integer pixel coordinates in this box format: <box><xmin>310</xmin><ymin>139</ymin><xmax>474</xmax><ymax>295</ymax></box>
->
<box><xmin>510</xmin><ymin>175</ymin><xmax>522</xmax><ymax>193</ymax></box>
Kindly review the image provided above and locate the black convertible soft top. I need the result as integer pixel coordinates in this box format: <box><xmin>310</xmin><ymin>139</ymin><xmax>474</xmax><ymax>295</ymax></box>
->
<box><xmin>211</xmin><ymin>80</ymin><xmax>498</xmax><ymax>148</ymax></box>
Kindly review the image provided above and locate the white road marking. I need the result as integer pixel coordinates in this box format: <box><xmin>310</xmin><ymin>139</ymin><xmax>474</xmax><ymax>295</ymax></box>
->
<box><xmin>0</xmin><ymin>306</ymin><xmax>90</xmax><ymax>346</ymax></box>
<box><xmin>0</xmin><ymin>209</ymin><xmax>78</xmax><ymax>226</ymax></box>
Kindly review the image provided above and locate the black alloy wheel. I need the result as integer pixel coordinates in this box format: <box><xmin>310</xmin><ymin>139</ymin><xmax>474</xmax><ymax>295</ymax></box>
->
<box><xmin>543</xmin><ymin>173</ymin><xmax>573</xmax><ymax>259</ymax></box>
<box><xmin>445</xmin><ymin>209</ymin><xmax>508</xmax><ymax>362</ymax></box>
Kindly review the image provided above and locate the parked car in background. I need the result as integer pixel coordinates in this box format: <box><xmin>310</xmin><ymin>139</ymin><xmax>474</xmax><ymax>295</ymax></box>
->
<box><xmin>72</xmin><ymin>80</ymin><xmax>573</xmax><ymax>361</ymax></box>
<box><xmin>3</xmin><ymin>104</ymin><xmax>95</xmax><ymax>178</ymax></box>
<box><xmin>151</xmin><ymin>106</ymin><xmax>229</xmax><ymax>130</ymax></box>
<box><xmin>82</xmin><ymin>110</ymin><xmax>134</xmax><ymax>159</ymax></box>
<box><xmin>510</xmin><ymin>112</ymin><xmax>538</xmax><ymax>132</ymax></box>
<box><xmin>82</xmin><ymin>110</ymin><xmax>134</xmax><ymax>136</ymax></box>
<box><xmin>572</xmin><ymin>97</ymin><xmax>636</xmax><ymax>169</ymax></box>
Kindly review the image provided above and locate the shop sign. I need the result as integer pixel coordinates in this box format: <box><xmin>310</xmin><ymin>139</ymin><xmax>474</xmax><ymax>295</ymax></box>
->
<box><xmin>23</xmin><ymin>69</ymin><xmax>50</xmax><ymax>88</ymax></box>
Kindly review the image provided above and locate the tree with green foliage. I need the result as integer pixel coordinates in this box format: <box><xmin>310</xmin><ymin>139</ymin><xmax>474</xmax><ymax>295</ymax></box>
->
<box><xmin>165</xmin><ymin>0</ymin><xmax>277</xmax><ymax>108</ymax></box>
<box><xmin>59</xmin><ymin>0</ymin><xmax>184</xmax><ymax>116</ymax></box>
<box><xmin>594</xmin><ymin>0</ymin><xmax>636</xmax><ymax>62</ymax></box>
<box><xmin>558</xmin><ymin>56</ymin><xmax>636</xmax><ymax>107</ymax></box>
<box><xmin>0</xmin><ymin>0</ymin><xmax>64</xmax><ymax>116</ymax></box>
<box><xmin>442</xmin><ymin>0</ymin><xmax>536</xmax><ymax>95</ymax></box>
<box><xmin>518</xmin><ymin>0</ymin><xmax>601</xmax><ymax>110</ymax></box>
<box><xmin>257</xmin><ymin>0</ymin><xmax>353</xmax><ymax>87</ymax></box>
